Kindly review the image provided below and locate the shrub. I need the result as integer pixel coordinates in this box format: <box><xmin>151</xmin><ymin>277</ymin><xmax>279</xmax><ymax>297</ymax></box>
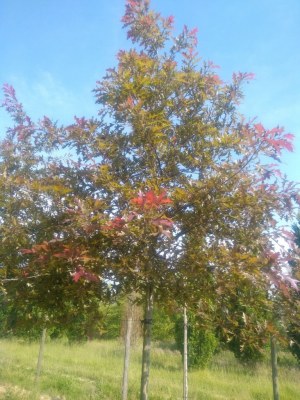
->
<box><xmin>175</xmin><ymin>312</ymin><xmax>219</xmax><ymax>368</ymax></box>
<box><xmin>289</xmin><ymin>324</ymin><xmax>300</xmax><ymax>364</ymax></box>
<box><xmin>152</xmin><ymin>306</ymin><xmax>176</xmax><ymax>342</ymax></box>
<box><xmin>227</xmin><ymin>336</ymin><xmax>265</xmax><ymax>363</ymax></box>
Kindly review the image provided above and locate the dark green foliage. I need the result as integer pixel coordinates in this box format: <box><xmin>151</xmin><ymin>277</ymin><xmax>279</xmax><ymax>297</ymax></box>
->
<box><xmin>188</xmin><ymin>329</ymin><xmax>219</xmax><ymax>368</ymax></box>
<box><xmin>0</xmin><ymin>279</ymin><xmax>105</xmax><ymax>342</ymax></box>
<box><xmin>215</xmin><ymin>280</ymin><xmax>272</xmax><ymax>364</ymax></box>
<box><xmin>0</xmin><ymin>292</ymin><xmax>11</xmax><ymax>338</ymax></box>
<box><xmin>227</xmin><ymin>336</ymin><xmax>265</xmax><ymax>363</ymax></box>
<box><xmin>63</xmin><ymin>303</ymin><xmax>104</xmax><ymax>343</ymax></box>
<box><xmin>100</xmin><ymin>301</ymin><xmax>176</xmax><ymax>341</ymax></box>
<box><xmin>288</xmin><ymin>219</ymin><xmax>300</xmax><ymax>363</ymax></box>
<box><xmin>288</xmin><ymin>324</ymin><xmax>300</xmax><ymax>364</ymax></box>
<box><xmin>292</xmin><ymin>220</ymin><xmax>300</xmax><ymax>248</ymax></box>
<box><xmin>175</xmin><ymin>311</ymin><xmax>219</xmax><ymax>368</ymax></box>
<box><xmin>99</xmin><ymin>302</ymin><xmax>123</xmax><ymax>339</ymax></box>
<box><xmin>152</xmin><ymin>306</ymin><xmax>176</xmax><ymax>341</ymax></box>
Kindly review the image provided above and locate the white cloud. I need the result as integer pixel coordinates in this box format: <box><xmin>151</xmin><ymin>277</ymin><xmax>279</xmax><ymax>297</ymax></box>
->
<box><xmin>0</xmin><ymin>71</ymin><xmax>98</xmax><ymax>133</ymax></box>
<box><xmin>33</xmin><ymin>71</ymin><xmax>73</xmax><ymax>110</ymax></box>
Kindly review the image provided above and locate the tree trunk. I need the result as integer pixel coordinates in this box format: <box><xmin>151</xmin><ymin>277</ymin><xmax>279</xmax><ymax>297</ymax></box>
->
<box><xmin>35</xmin><ymin>328</ymin><xmax>47</xmax><ymax>383</ymax></box>
<box><xmin>183</xmin><ymin>306</ymin><xmax>188</xmax><ymax>400</ymax></box>
<box><xmin>271</xmin><ymin>335</ymin><xmax>280</xmax><ymax>400</ymax></box>
<box><xmin>140</xmin><ymin>285</ymin><xmax>154</xmax><ymax>400</ymax></box>
<box><xmin>121</xmin><ymin>294</ymin><xmax>142</xmax><ymax>345</ymax></box>
<box><xmin>122</xmin><ymin>297</ymin><xmax>134</xmax><ymax>400</ymax></box>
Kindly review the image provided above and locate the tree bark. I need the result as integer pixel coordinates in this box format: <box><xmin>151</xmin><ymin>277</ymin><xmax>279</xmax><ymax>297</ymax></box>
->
<box><xmin>35</xmin><ymin>328</ymin><xmax>47</xmax><ymax>383</ymax></box>
<box><xmin>271</xmin><ymin>335</ymin><xmax>280</xmax><ymax>400</ymax></box>
<box><xmin>183</xmin><ymin>306</ymin><xmax>188</xmax><ymax>400</ymax></box>
<box><xmin>122</xmin><ymin>296</ymin><xmax>134</xmax><ymax>400</ymax></box>
<box><xmin>140</xmin><ymin>285</ymin><xmax>154</xmax><ymax>400</ymax></box>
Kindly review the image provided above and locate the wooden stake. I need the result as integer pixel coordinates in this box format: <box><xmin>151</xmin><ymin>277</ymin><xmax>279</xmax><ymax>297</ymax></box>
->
<box><xmin>122</xmin><ymin>297</ymin><xmax>134</xmax><ymax>400</ymax></box>
<box><xmin>271</xmin><ymin>335</ymin><xmax>280</xmax><ymax>400</ymax></box>
<box><xmin>140</xmin><ymin>285</ymin><xmax>154</xmax><ymax>400</ymax></box>
<box><xmin>183</xmin><ymin>306</ymin><xmax>188</xmax><ymax>400</ymax></box>
<box><xmin>35</xmin><ymin>328</ymin><xmax>47</xmax><ymax>383</ymax></box>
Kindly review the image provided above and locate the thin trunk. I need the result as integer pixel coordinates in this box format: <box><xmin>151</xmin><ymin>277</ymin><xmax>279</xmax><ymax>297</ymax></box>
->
<box><xmin>122</xmin><ymin>298</ymin><xmax>134</xmax><ymax>400</ymax></box>
<box><xmin>35</xmin><ymin>328</ymin><xmax>47</xmax><ymax>383</ymax></box>
<box><xmin>140</xmin><ymin>285</ymin><xmax>154</xmax><ymax>400</ymax></box>
<box><xmin>271</xmin><ymin>335</ymin><xmax>280</xmax><ymax>400</ymax></box>
<box><xmin>183</xmin><ymin>306</ymin><xmax>188</xmax><ymax>400</ymax></box>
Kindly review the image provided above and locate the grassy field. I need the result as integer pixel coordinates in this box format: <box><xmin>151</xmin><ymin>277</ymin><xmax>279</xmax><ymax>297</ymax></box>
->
<box><xmin>0</xmin><ymin>338</ymin><xmax>299</xmax><ymax>399</ymax></box>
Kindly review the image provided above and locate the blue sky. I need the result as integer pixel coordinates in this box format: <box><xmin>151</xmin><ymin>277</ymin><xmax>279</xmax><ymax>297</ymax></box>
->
<box><xmin>1</xmin><ymin>0</ymin><xmax>299</xmax><ymax>181</ymax></box>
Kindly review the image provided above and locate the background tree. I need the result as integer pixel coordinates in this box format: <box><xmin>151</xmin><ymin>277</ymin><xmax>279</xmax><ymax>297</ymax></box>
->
<box><xmin>0</xmin><ymin>85</ymin><xmax>112</xmax><ymax>341</ymax></box>
<box><xmin>288</xmin><ymin>219</ymin><xmax>300</xmax><ymax>362</ymax></box>
<box><xmin>175</xmin><ymin>310</ymin><xmax>219</xmax><ymax>368</ymax></box>
<box><xmin>0</xmin><ymin>83</ymin><xmax>67</xmax><ymax>337</ymax></box>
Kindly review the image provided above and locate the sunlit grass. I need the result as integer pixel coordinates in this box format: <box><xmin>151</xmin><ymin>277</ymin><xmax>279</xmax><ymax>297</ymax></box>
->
<box><xmin>0</xmin><ymin>338</ymin><xmax>299</xmax><ymax>399</ymax></box>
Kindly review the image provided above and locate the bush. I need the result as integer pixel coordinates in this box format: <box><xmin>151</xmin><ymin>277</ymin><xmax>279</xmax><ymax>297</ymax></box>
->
<box><xmin>103</xmin><ymin>300</ymin><xmax>176</xmax><ymax>343</ymax></box>
<box><xmin>175</xmin><ymin>311</ymin><xmax>219</xmax><ymax>368</ymax></box>
<box><xmin>289</xmin><ymin>324</ymin><xmax>300</xmax><ymax>364</ymax></box>
<box><xmin>152</xmin><ymin>306</ymin><xmax>176</xmax><ymax>341</ymax></box>
<box><xmin>100</xmin><ymin>302</ymin><xmax>123</xmax><ymax>339</ymax></box>
<box><xmin>220</xmin><ymin>314</ymin><xmax>268</xmax><ymax>364</ymax></box>
<box><xmin>227</xmin><ymin>336</ymin><xmax>265</xmax><ymax>363</ymax></box>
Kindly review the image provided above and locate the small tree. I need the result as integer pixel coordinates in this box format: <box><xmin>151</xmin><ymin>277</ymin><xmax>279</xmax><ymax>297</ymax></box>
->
<box><xmin>175</xmin><ymin>310</ymin><xmax>219</xmax><ymax>368</ymax></box>
<box><xmin>288</xmin><ymin>219</ymin><xmax>300</xmax><ymax>363</ymax></box>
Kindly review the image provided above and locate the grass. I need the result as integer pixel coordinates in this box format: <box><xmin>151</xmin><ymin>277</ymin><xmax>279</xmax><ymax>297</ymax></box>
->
<box><xmin>0</xmin><ymin>338</ymin><xmax>299</xmax><ymax>399</ymax></box>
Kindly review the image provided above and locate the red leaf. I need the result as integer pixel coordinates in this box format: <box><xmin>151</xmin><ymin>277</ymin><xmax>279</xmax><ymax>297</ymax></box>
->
<box><xmin>254</xmin><ymin>123</ymin><xmax>265</xmax><ymax>134</ymax></box>
<box><xmin>190</xmin><ymin>27</ymin><xmax>198</xmax><ymax>36</ymax></box>
<box><xmin>244</xmin><ymin>72</ymin><xmax>255</xmax><ymax>81</ymax></box>
<box><xmin>151</xmin><ymin>218</ymin><xmax>173</xmax><ymax>228</ymax></box>
<box><xmin>283</xmin><ymin>133</ymin><xmax>294</xmax><ymax>140</ymax></box>
<box><xmin>20</xmin><ymin>248</ymin><xmax>35</xmax><ymax>254</ymax></box>
<box><xmin>145</xmin><ymin>190</ymin><xmax>156</xmax><ymax>205</ymax></box>
<box><xmin>233</xmin><ymin>72</ymin><xmax>255</xmax><ymax>82</ymax></box>
<box><xmin>283</xmin><ymin>140</ymin><xmax>293</xmax><ymax>152</ymax></box>
<box><xmin>126</xmin><ymin>96</ymin><xmax>135</xmax><ymax>108</ymax></box>
<box><xmin>124</xmin><ymin>212</ymin><xmax>138</xmax><ymax>222</ymax></box>
<box><xmin>131</xmin><ymin>191</ymin><xmax>145</xmax><ymax>207</ymax></box>
<box><xmin>161</xmin><ymin>229</ymin><xmax>172</xmax><ymax>238</ymax></box>
<box><xmin>73</xmin><ymin>270</ymin><xmax>83</xmax><ymax>283</ymax></box>
<box><xmin>53</xmin><ymin>252</ymin><xmax>67</xmax><ymax>258</ymax></box>
<box><xmin>131</xmin><ymin>189</ymin><xmax>172</xmax><ymax>209</ymax></box>
<box><xmin>72</xmin><ymin>267</ymin><xmax>99</xmax><ymax>283</ymax></box>
<box><xmin>166</xmin><ymin>15</ymin><xmax>174</xmax><ymax>25</ymax></box>
<box><xmin>207</xmin><ymin>60</ymin><xmax>220</xmax><ymax>70</ymax></box>
<box><xmin>283</xmin><ymin>275</ymin><xmax>299</xmax><ymax>291</ymax></box>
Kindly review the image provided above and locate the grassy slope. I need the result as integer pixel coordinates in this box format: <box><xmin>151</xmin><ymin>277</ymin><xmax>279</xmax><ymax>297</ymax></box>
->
<box><xmin>0</xmin><ymin>339</ymin><xmax>299</xmax><ymax>399</ymax></box>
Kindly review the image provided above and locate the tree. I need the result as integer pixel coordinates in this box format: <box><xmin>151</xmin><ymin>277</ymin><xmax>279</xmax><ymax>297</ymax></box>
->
<box><xmin>175</xmin><ymin>310</ymin><xmax>219</xmax><ymax>369</ymax></box>
<box><xmin>215</xmin><ymin>273</ymin><xmax>272</xmax><ymax>363</ymax></box>
<box><xmin>288</xmin><ymin>219</ymin><xmax>300</xmax><ymax>362</ymax></box>
<box><xmin>68</xmin><ymin>1</ymin><xmax>299</xmax><ymax>397</ymax></box>
<box><xmin>0</xmin><ymin>84</ymin><xmax>67</xmax><ymax>336</ymax></box>
<box><xmin>0</xmin><ymin>85</ymin><xmax>111</xmax><ymax>341</ymax></box>
<box><xmin>2</xmin><ymin>1</ymin><xmax>299</xmax><ymax>398</ymax></box>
